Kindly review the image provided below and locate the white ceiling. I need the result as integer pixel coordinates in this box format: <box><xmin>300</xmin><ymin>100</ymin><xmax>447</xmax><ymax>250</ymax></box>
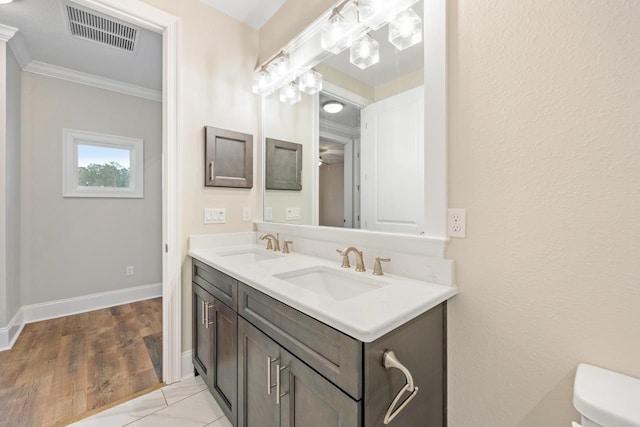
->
<box><xmin>0</xmin><ymin>0</ymin><xmax>162</xmax><ymax>91</ymax></box>
<box><xmin>200</xmin><ymin>0</ymin><xmax>287</xmax><ymax>30</ymax></box>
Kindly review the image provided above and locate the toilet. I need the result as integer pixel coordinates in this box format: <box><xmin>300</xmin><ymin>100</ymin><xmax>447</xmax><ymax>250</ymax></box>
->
<box><xmin>573</xmin><ymin>363</ymin><xmax>640</xmax><ymax>427</ymax></box>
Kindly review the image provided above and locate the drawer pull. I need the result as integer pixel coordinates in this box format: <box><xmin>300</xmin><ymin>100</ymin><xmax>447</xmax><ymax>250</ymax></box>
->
<box><xmin>201</xmin><ymin>300</ymin><xmax>205</xmax><ymax>326</ymax></box>
<box><xmin>267</xmin><ymin>356</ymin><xmax>279</xmax><ymax>395</ymax></box>
<box><xmin>205</xmin><ymin>302</ymin><xmax>214</xmax><ymax>328</ymax></box>
<box><xmin>276</xmin><ymin>364</ymin><xmax>288</xmax><ymax>405</ymax></box>
<box><xmin>383</xmin><ymin>350</ymin><xmax>419</xmax><ymax>425</ymax></box>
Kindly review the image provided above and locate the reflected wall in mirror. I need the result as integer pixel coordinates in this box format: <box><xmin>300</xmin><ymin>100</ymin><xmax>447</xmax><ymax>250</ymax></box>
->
<box><xmin>263</xmin><ymin>0</ymin><xmax>427</xmax><ymax>234</ymax></box>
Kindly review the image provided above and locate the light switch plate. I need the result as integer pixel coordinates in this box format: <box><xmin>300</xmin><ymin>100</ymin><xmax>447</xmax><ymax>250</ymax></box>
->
<box><xmin>286</xmin><ymin>207</ymin><xmax>301</xmax><ymax>220</ymax></box>
<box><xmin>265</xmin><ymin>207</ymin><xmax>273</xmax><ymax>221</ymax></box>
<box><xmin>243</xmin><ymin>207</ymin><xmax>251</xmax><ymax>222</ymax></box>
<box><xmin>204</xmin><ymin>207</ymin><xmax>226</xmax><ymax>224</ymax></box>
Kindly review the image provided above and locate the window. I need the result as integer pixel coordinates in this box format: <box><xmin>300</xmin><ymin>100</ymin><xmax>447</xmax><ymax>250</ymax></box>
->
<box><xmin>63</xmin><ymin>129</ymin><xmax>144</xmax><ymax>198</ymax></box>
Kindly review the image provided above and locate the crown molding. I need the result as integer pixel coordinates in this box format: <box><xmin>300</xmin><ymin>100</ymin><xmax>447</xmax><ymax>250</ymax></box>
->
<box><xmin>320</xmin><ymin>117</ymin><xmax>359</xmax><ymax>137</ymax></box>
<box><xmin>0</xmin><ymin>24</ymin><xmax>18</xmax><ymax>42</ymax></box>
<box><xmin>24</xmin><ymin>60</ymin><xmax>162</xmax><ymax>102</ymax></box>
<box><xmin>7</xmin><ymin>34</ymin><xmax>31</xmax><ymax>68</ymax></box>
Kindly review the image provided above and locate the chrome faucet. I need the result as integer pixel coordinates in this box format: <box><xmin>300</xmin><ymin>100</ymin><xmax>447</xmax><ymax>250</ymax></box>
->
<box><xmin>259</xmin><ymin>233</ymin><xmax>281</xmax><ymax>251</ymax></box>
<box><xmin>336</xmin><ymin>246</ymin><xmax>366</xmax><ymax>272</ymax></box>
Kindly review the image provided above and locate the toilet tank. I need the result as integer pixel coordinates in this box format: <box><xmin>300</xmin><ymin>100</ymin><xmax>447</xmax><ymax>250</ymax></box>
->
<box><xmin>573</xmin><ymin>363</ymin><xmax>640</xmax><ymax>427</ymax></box>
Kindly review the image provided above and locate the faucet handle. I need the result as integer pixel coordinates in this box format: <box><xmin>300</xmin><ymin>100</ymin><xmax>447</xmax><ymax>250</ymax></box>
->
<box><xmin>260</xmin><ymin>234</ymin><xmax>273</xmax><ymax>250</ymax></box>
<box><xmin>336</xmin><ymin>249</ymin><xmax>351</xmax><ymax>268</ymax></box>
<box><xmin>283</xmin><ymin>241</ymin><xmax>293</xmax><ymax>253</ymax></box>
<box><xmin>373</xmin><ymin>257</ymin><xmax>391</xmax><ymax>276</ymax></box>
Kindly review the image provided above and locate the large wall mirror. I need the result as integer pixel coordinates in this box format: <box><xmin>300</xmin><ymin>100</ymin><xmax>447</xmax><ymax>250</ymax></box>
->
<box><xmin>260</xmin><ymin>0</ymin><xmax>446</xmax><ymax>238</ymax></box>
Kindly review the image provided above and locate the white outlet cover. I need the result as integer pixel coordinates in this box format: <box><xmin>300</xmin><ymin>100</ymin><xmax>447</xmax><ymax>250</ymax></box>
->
<box><xmin>243</xmin><ymin>207</ymin><xmax>251</xmax><ymax>222</ymax></box>
<box><xmin>265</xmin><ymin>207</ymin><xmax>273</xmax><ymax>221</ymax></box>
<box><xmin>448</xmin><ymin>208</ymin><xmax>466</xmax><ymax>238</ymax></box>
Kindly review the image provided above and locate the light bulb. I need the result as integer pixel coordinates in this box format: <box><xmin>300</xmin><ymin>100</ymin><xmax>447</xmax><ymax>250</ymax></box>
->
<box><xmin>279</xmin><ymin>81</ymin><xmax>301</xmax><ymax>105</ymax></box>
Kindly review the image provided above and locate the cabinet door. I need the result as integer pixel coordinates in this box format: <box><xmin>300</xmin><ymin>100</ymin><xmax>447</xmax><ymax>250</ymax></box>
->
<box><xmin>193</xmin><ymin>284</ymin><xmax>214</xmax><ymax>387</ymax></box>
<box><xmin>211</xmin><ymin>299</ymin><xmax>238</xmax><ymax>424</ymax></box>
<box><xmin>238</xmin><ymin>318</ymin><xmax>280</xmax><ymax>427</ymax></box>
<box><xmin>280</xmin><ymin>349</ymin><xmax>361</xmax><ymax>427</ymax></box>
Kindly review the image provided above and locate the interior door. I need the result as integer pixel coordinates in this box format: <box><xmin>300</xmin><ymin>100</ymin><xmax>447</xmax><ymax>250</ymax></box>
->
<box><xmin>360</xmin><ymin>86</ymin><xmax>425</xmax><ymax>234</ymax></box>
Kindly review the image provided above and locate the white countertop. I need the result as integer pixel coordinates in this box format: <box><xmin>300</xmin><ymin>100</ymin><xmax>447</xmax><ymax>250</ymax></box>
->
<box><xmin>188</xmin><ymin>241</ymin><xmax>456</xmax><ymax>342</ymax></box>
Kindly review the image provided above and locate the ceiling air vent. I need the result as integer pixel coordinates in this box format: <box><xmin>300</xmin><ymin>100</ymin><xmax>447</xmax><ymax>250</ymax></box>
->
<box><xmin>65</xmin><ymin>4</ymin><xmax>139</xmax><ymax>53</ymax></box>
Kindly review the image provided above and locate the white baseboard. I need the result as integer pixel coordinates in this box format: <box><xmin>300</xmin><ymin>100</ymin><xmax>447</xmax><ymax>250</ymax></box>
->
<box><xmin>0</xmin><ymin>283</ymin><xmax>162</xmax><ymax>351</ymax></box>
<box><xmin>0</xmin><ymin>308</ymin><xmax>25</xmax><ymax>351</ymax></box>
<box><xmin>182</xmin><ymin>350</ymin><xmax>194</xmax><ymax>380</ymax></box>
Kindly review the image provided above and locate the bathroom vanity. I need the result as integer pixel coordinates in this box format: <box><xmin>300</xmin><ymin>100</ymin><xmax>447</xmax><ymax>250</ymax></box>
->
<box><xmin>189</xmin><ymin>232</ymin><xmax>456</xmax><ymax>427</ymax></box>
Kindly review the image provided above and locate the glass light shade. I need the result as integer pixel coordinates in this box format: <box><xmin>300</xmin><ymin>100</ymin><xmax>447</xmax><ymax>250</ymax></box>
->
<box><xmin>388</xmin><ymin>7</ymin><xmax>422</xmax><ymax>51</ymax></box>
<box><xmin>0</xmin><ymin>0</ymin><xmax>14</xmax><ymax>4</ymax></box>
<box><xmin>268</xmin><ymin>53</ymin><xmax>290</xmax><ymax>81</ymax></box>
<box><xmin>321</xmin><ymin>13</ymin><xmax>353</xmax><ymax>54</ymax></box>
<box><xmin>251</xmin><ymin>69</ymin><xmax>272</xmax><ymax>95</ymax></box>
<box><xmin>358</xmin><ymin>0</ymin><xmax>394</xmax><ymax>30</ymax></box>
<box><xmin>298</xmin><ymin>69</ymin><xmax>323</xmax><ymax>95</ymax></box>
<box><xmin>350</xmin><ymin>34</ymin><xmax>380</xmax><ymax>70</ymax></box>
<box><xmin>279</xmin><ymin>82</ymin><xmax>301</xmax><ymax>105</ymax></box>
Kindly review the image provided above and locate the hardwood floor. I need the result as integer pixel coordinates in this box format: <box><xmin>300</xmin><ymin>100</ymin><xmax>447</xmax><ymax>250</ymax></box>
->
<box><xmin>0</xmin><ymin>298</ymin><xmax>162</xmax><ymax>427</ymax></box>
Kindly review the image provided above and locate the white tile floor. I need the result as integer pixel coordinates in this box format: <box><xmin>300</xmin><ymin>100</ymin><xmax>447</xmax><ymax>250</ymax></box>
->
<box><xmin>68</xmin><ymin>376</ymin><xmax>231</xmax><ymax>427</ymax></box>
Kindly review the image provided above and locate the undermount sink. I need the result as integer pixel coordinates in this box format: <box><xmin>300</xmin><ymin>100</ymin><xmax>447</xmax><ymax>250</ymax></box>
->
<box><xmin>273</xmin><ymin>266</ymin><xmax>388</xmax><ymax>301</ymax></box>
<box><xmin>217</xmin><ymin>248</ymin><xmax>283</xmax><ymax>263</ymax></box>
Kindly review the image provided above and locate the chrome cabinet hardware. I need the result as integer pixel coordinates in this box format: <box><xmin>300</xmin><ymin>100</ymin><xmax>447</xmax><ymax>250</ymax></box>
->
<box><xmin>373</xmin><ymin>257</ymin><xmax>391</xmax><ymax>276</ymax></box>
<box><xmin>209</xmin><ymin>161</ymin><xmax>214</xmax><ymax>182</ymax></box>
<box><xmin>337</xmin><ymin>246</ymin><xmax>366</xmax><ymax>272</ymax></box>
<box><xmin>383</xmin><ymin>350</ymin><xmax>419</xmax><ymax>424</ymax></box>
<box><xmin>259</xmin><ymin>233</ymin><xmax>281</xmax><ymax>251</ymax></box>
<box><xmin>276</xmin><ymin>363</ymin><xmax>288</xmax><ymax>405</ymax></box>
<box><xmin>267</xmin><ymin>356</ymin><xmax>279</xmax><ymax>395</ymax></box>
<box><xmin>283</xmin><ymin>240</ymin><xmax>293</xmax><ymax>253</ymax></box>
<box><xmin>204</xmin><ymin>302</ymin><xmax>214</xmax><ymax>329</ymax></box>
<box><xmin>201</xmin><ymin>300</ymin><xmax>205</xmax><ymax>326</ymax></box>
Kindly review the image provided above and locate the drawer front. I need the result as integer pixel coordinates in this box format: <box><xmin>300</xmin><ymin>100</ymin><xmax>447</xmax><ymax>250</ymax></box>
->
<box><xmin>193</xmin><ymin>259</ymin><xmax>237</xmax><ymax>309</ymax></box>
<box><xmin>238</xmin><ymin>282</ymin><xmax>363</xmax><ymax>400</ymax></box>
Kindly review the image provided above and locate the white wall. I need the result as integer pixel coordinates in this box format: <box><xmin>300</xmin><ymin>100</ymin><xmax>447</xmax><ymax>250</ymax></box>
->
<box><xmin>447</xmin><ymin>1</ymin><xmax>640</xmax><ymax>425</ymax></box>
<box><xmin>20</xmin><ymin>73</ymin><xmax>162</xmax><ymax>304</ymax></box>
<box><xmin>139</xmin><ymin>0</ymin><xmax>259</xmax><ymax>351</ymax></box>
<box><xmin>0</xmin><ymin>41</ymin><xmax>7</xmax><ymax>326</ymax></box>
<box><xmin>5</xmin><ymin>47</ymin><xmax>21</xmax><ymax>323</ymax></box>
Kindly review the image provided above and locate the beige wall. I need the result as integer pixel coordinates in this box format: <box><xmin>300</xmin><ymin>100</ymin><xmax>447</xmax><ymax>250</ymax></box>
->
<box><xmin>447</xmin><ymin>1</ymin><xmax>640</xmax><ymax>425</ymax></box>
<box><xmin>5</xmin><ymin>47</ymin><xmax>21</xmax><ymax>324</ymax></box>
<box><xmin>319</xmin><ymin>162</ymin><xmax>344</xmax><ymax>227</ymax></box>
<box><xmin>20</xmin><ymin>73</ymin><xmax>162</xmax><ymax>304</ymax></box>
<box><xmin>139</xmin><ymin>0</ymin><xmax>259</xmax><ymax>351</ymax></box>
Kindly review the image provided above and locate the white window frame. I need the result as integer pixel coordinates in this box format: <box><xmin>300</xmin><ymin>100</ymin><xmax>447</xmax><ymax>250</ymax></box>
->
<box><xmin>62</xmin><ymin>128</ymin><xmax>144</xmax><ymax>198</ymax></box>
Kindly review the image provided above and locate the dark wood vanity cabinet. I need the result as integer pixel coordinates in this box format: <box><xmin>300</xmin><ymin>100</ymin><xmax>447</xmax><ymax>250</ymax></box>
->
<box><xmin>192</xmin><ymin>260</ymin><xmax>238</xmax><ymax>424</ymax></box>
<box><xmin>192</xmin><ymin>259</ymin><xmax>445</xmax><ymax>427</ymax></box>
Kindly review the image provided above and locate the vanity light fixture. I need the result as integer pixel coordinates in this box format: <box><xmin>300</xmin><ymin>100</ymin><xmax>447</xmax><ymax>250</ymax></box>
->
<box><xmin>280</xmin><ymin>81</ymin><xmax>302</xmax><ymax>105</ymax></box>
<box><xmin>321</xmin><ymin>2</ymin><xmax>355</xmax><ymax>54</ymax></box>
<box><xmin>350</xmin><ymin>34</ymin><xmax>380</xmax><ymax>69</ymax></box>
<box><xmin>269</xmin><ymin>52</ymin><xmax>290</xmax><ymax>81</ymax></box>
<box><xmin>388</xmin><ymin>7</ymin><xmax>422</xmax><ymax>50</ymax></box>
<box><xmin>322</xmin><ymin>100</ymin><xmax>344</xmax><ymax>114</ymax></box>
<box><xmin>251</xmin><ymin>67</ymin><xmax>272</xmax><ymax>95</ymax></box>
<box><xmin>298</xmin><ymin>69</ymin><xmax>323</xmax><ymax>95</ymax></box>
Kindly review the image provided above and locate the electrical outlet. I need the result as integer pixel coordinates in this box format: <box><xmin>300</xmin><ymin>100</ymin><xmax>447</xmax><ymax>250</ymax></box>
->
<box><xmin>265</xmin><ymin>207</ymin><xmax>273</xmax><ymax>221</ymax></box>
<box><xmin>243</xmin><ymin>207</ymin><xmax>251</xmax><ymax>222</ymax></box>
<box><xmin>126</xmin><ymin>265</ymin><xmax>134</xmax><ymax>276</ymax></box>
<box><xmin>448</xmin><ymin>208</ymin><xmax>466</xmax><ymax>238</ymax></box>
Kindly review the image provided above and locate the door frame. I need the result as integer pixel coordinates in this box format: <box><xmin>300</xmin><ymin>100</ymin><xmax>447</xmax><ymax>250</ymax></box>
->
<box><xmin>73</xmin><ymin>0</ymin><xmax>182</xmax><ymax>383</ymax></box>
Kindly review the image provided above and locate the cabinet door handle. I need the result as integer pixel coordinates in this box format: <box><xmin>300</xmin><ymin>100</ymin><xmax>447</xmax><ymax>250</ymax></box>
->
<box><xmin>276</xmin><ymin>364</ymin><xmax>288</xmax><ymax>405</ymax></box>
<box><xmin>267</xmin><ymin>356</ymin><xmax>279</xmax><ymax>395</ymax></box>
<box><xmin>382</xmin><ymin>350</ymin><xmax>419</xmax><ymax>424</ymax></box>
<box><xmin>209</xmin><ymin>161</ymin><xmax>214</xmax><ymax>182</ymax></box>
<box><xmin>201</xmin><ymin>300</ymin><xmax>205</xmax><ymax>326</ymax></box>
<box><xmin>205</xmin><ymin>302</ymin><xmax>214</xmax><ymax>328</ymax></box>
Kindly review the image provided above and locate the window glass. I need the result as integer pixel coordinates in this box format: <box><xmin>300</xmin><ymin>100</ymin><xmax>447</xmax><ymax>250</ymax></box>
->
<box><xmin>77</xmin><ymin>144</ymin><xmax>131</xmax><ymax>188</ymax></box>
